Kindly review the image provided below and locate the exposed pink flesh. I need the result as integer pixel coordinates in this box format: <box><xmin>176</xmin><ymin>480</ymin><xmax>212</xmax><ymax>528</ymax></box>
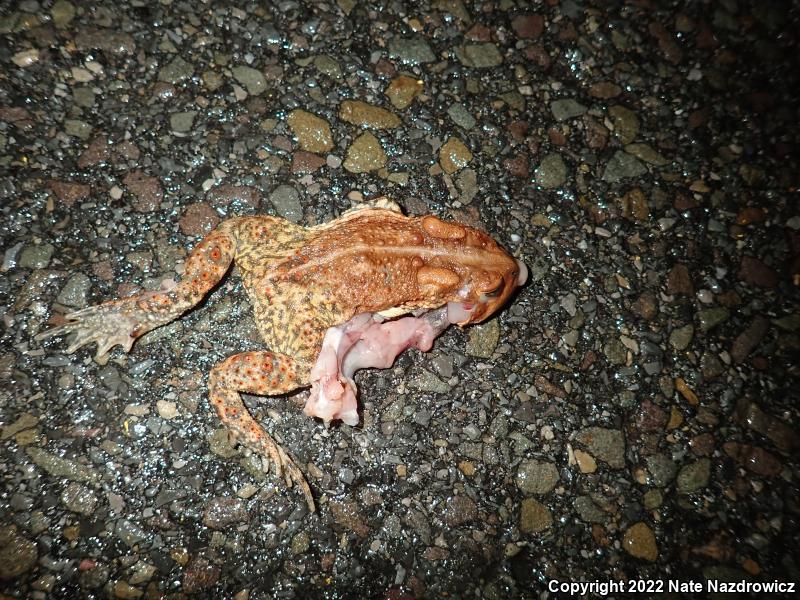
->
<box><xmin>304</xmin><ymin>305</ymin><xmax>466</xmax><ymax>425</ymax></box>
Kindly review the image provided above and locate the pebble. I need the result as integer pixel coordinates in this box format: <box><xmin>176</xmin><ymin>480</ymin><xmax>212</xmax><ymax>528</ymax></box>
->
<box><xmin>738</xmin><ymin>256</ymin><xmax>779</xmax><ymax>288</ymax></box>
<box><xmin>115</xmin><ymin>519</ymin><xmax>150</xmax><ymax>548</ymax></box>
<box><xmin>12</xmin><ymin>48</ymin><xmax>39</xmax><ymax>67</ymax></box>
<box><xmin>156</xmin><ymin>400</ymin><xmax>178</xmax><ymax>419</ymax></box>
<box><xmin>667</xmin><ymin>263</ymin><xmax>694</xmax><ymax>295</ymax></box>
<box><xmin>697</xmin><ymin>307</ymin><xmax>730</xmax><ymax>332</ymax></box>
<box><xmin>731</xmin><ymin>316</ymin><xmax>769</xmax><ymax>364</ymax></box>
<box><xmin>574</xmin><ymin>496</ymin><xmax>605</xmax><ymax>522</ymax></box>
<box><xmin>589</xmin><ymin>81</ymin><xmax>622</xmax><ymax>99</ymax></box>
<box><xmin>456</xmin><ymin>168</ymin><xmax>478</xmax><ymax>203</ymax></box>
<box><xmin>48</xmin><ymin>180</ymin><xmax>90</xmax><ymax>207</ymax></box>
<box><xmin>64</xmin><ymin>119</ymin><xmax>93</xmax><ymax>140</ymax></box>
<box><xmin>25</xmin><ymin>447</ymin><xmax>99</xmax><ymax>483</ymax></box>
<box><xmin>602</xmin><ymin>151</ymin><xmax>647</xmax><ymax>183</ymax></box>
<box><xmin>286</xmin><ymin>109</ymin><xmax>334</xmax><ymax>153</ymax></box>
<box><xmin>723</xmin><ymin>443</ymin><xmax>782</xmax><ymax>478</ymax></box>
<box><xmin>439</xmin><ymin>137</ymin><xmax>473</xmax><ymax>174</ymax></box>
<box><xmin>388</xmin><ymin>36</ymin><xmax>435</xmax><ymax>64</ymax></box>
<box><xmin>179</xmin><ymin>203</ymin><xmax>220</xmax><ymax>236</ymax></box>
<box><xmin>60</xmin><ymin>482</ymin><xmax>97</xmax><ymax>515</ymax></box>
<box><xmin>170</xmin><ymin>111</ymin><xmax>197</xmax><ymax>133</ymax></box>
<box><xmin>442</xmin><ymin>495</ymin><xmax>477</xmax><ymax>526</ymax></box>
<box><xmin>516</xmin><ymin>459</ymin><xmax>559</xmax><ymax>495</ymax></box>
<box><xmin>157</xmin><ymin>56</ymin><xmax>194</xmax><ymax>84</ymax></box>
<box><xmin>268</xmin><ymin>184</ymin><xmax>303</xmax><ymax>223</ymax></box>
<box><xmin>18</xmin><ymin>244</ymin><xmax>54</xmax><ymax>269</ymax></box>
<box><xmin>608</xmin><ymin>105</ymin><xmax>640</xmax><ymax>144</ymax></box>
<box><xmin>669</xmin><ymin>324</ymin><xmax>694</xmax><ymax>351</ymax></box>
<box><xmin>618</xmin><ymin>187</ymin><xmax>650</xmax><ymax>220</ymax></box>
<box><xmin>410</xmin><ymin>368</ymin><xmax>450</xmax><ymax>393</ymax></box>
<box><xmin>291</xmin><ymin>531</ymin><xmax>310</xmax><ymax>555</ymax></box>
<box><xmin>456</xmin><ymin>43</ymin><xmax>504</xmax><ymax>68</ymax></box>
<box><xmin>574</xmin><ymin>427</ymin><xmax>626</xmax><ymax>469</ymax></box>
<box><xmin>314</xmin><ymin>55</ymin><xmax>342</xmax><ymax>80</ymax></box>
<box><xmin>465</xmin><ymin>318</ymin><xmax>499</xmax><ymax>357</ymax></box>
<box><xmin>574</xmin><ymin>449</ymin><xmax>597</xmax><ymax>473</ymax></box>
<box><xmin>534</xmin><ymin>153</ymin><xmax>567</xmax><ymax>188</ymax></box>
<box><xmin>51</xmin><ymin>0</ymin><xmax>75</xmax><ymax>29</ymax></box>
<box><xmin>339</xmin><ymin>100</ymin><xmax>401</xmax><ymax>129</ymax></box>
<box><xmin>292</xmin><ymin>151</ymin><xmax>327</xmax><ymax>174</ymax></box>
<box><xmin>231</xmin><ymin>65</ymin><xmax>267</xmax><ymax>95</ymax></box>
<box><xmin>447</xmin><ymin>103</ymin><xmax>476</xmax><ymax>130</ymax></box>
<box><xmin>519</xmin><ymin>498</ymin><xmax>552</xmax><ymax>533</ymax></box>
<box><xmin>0</xmin><ymin>525</ymin><xmax>38</xmax><ymax>581</ymax></box>
<box><xmin>603</xmin><ymin>338</ymin><xmax>627</xmax><ymax>365</ymax></box>
<box><xmin>123</xmin><ymin>171</ymin><xmax>163</xmax><ymax>212</ymax></box>
<box><xmin>700</xmin><ymin>352</ymin><xmax>725</xmax><ymax>380</ymax></box>
<box><xmin>511</xmin><ymin>14</ymin><xmax>544</xmax><ymax>39</ymax></box>
<box><xmin>676</xmin><ymin>458</ymin><xmax>711</xmax><ymax>493</ymax></box>
<box><xmin>386</xmin><ymin>75</ymin><xmax>423</xmax><ymax>109</ymax></box>
<box><xmin>182</xmin><ymin>557</ymin><xmax>221</xmax><ymax>594</ymax></box>
<box><xmin>202</xmin><ymin>497</ymin><xmax>249</xmax><ymax>529</ymax></box>
<box><xmin>623</xmin><ymin>522</ymin><xmax>658</xmax><ymax>561</ymax></box>
<box><xmin>550</xmin><ymin>99</ymin><xmax>587</xmax><ymax>121</ymax></box>
<box><xmin>343</xmin><ymin>132</ymin><xmax>387</xmax><ymax>173</ymax></box>
<box><xmin>624</xmin><ymin>143</ymin><xmax>669</xmax><ymax>166</ymax></box>
<box><xmin>645</xmin><ymin>453</ymin><xmax>678</xmax><ymax>487</ymax></box>
<box><xmin>329</xmin><ymin>500</ymin><xmax>371</xmax><ymax>537</ymax></box>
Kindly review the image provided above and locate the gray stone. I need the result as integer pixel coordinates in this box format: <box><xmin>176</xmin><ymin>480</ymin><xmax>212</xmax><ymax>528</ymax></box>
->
<box><xmin>669</xmin><ymin>324</ymin><xmax>694</xmax><ymax>351</ymax></box>
<box><xmin>25</xmin><ymin>447</ymin><xmax>99</xmax><ymax>483</ymax></box>
<box><xmin>677</xmin><ymin>458</ymin><xmax>711</xmax><ymax>493</ymax></box>
<box><xmin>60</xmin><ymin>482</ymin><xmax>97</xmax><ymax>515</ymax></box>
<box><xmin>269</xmin><ymin>184</ymin><xmax>303</xmax><ymax>223</ymax></box>
<box><xmin>64</xmin><ymin>119</ymin><xmax>92</xmax><ymax>140</ymax></box>
<box><xmin>550</xmin><ymin>99</ymin><xmax>587</xmax><ymax>121</ymax></box>
<box><xmin>410</xmin><ymin>369</ymin><xmax>450</xmax><ymax>393</ymax></box>
<box><xmin>456</xmin><ymin>43</ymin><xmax>504</xmax><ymax>68</ymax></box>
<box><xmin>447</xmin><ymin>103</ymin><xmax>476</xmax><ymax>130</ymax></box>
<box><xmin>697</xmin><ymin>307</ymin><xmax>730</xmax><ymax>332</ymax></box>
<box><xmin>608</xmin><ymin>105</ymin><xmax>640</xmax><ymax>144</ymax></box>
<box><xmin>170</xmin><ymin>111</ymin><xmax>197</xmax><ymax>133</ymax></box>
<box><xmin>602</xmin><ymin>151</ymin><xmax>647</xmax><ymax>183</ymax></box>
<box><xmin>603</xmin><ymin>338</ymin><xmax>627</xmax><ymax>365</ymax></box>
<box><xmin>574</xmin><ymin>496</ymin><xmax>606</xmax><ymax>523</ymax></box>
<box><xmin>516</xmin><ymin>459</ymin><xmax>559</xmax><ymax>495</ymax></box>
<box><xmin>624</xmin><ymin>143</ymin><xmax>669</xmax><ymax>166</ymax></box>
<box><xmin>115</xmin><ymin>519</ymin><xmax>151</xmax><ymax>548</ymax></box>
<box><xmin>535</xmin><ymin>153</ymin><xmax>567</xmax><ymax>188</ymax></box>
<box><xmin>645</xmin><ymin>453</ymin><xmax>678</xmax><ymax>487</ymax></box>
<box><xmin>466</xmin><ymin>318</ymin><xmax>500</xmax><ymax>358</ymax></box>
<box><xmin>18</xmin><ymin>244</ymin><xmax>54</xmax><ymax>269</ymax></box>
<box><xmin>232</xmin><ymin>65</ymin><xmax>267</xmax><ymax>95</ymax></box>
<box><xmin>574</xmin><ymin>427</ymin><xmax>626</xmax><ymax>469</ymax></box>
<box><xmin>72</xmin><ymin>86</ymin><xmax>95</xmax><ymax>108</ymax></box>
<box><xmin>158</xmin><ymin>56</ymin><xmax>194</xmax><ymax>83</ymax></box>
<box><xmin>388</xmin><ymin>36</ymin><xmax>435</xmax><ymax>64</ymax></box>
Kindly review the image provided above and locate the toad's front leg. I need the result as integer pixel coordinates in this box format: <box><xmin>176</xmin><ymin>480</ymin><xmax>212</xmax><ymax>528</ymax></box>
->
<box><xmin>37</xmin><ymin>226</ymin><xmax>236</xmax><ymax>360</ymax></box>
<box><xmin>208</xmin><ymin>351</ymin><xmax>315</xmax><ymax>512</ymax></box>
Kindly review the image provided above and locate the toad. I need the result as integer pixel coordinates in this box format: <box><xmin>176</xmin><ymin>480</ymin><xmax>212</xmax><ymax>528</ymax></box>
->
<box><xmin>38</xmin><ymin>198</ymin><xmax>527</xmax><ymax>511</ymax></box>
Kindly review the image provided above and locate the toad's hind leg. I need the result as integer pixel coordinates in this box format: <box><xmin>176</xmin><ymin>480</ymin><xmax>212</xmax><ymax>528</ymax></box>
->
<box><xmin>37</xmin><ymin>223</ymin><xmax>238</xmax><ymax>360</ymax></box>
<box><xmin>208</xmin><ymin>350</ymin><xmax>315</xmax><ymax>512</ymax></box>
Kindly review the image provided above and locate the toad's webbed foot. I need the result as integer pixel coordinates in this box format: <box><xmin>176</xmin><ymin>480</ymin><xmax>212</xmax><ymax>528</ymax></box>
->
<box><xmin>36</xmin><ymin>292</ymin><xmax>176</xmax><ymax>360</ymax></box>
<box><xmin>209</xmin><ymin>351</ymin><xmax>315</xmax><ymax>512</ymax></box>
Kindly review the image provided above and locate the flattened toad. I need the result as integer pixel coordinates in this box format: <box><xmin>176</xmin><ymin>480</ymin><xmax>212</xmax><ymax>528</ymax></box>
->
<box><xmin>39</xmin><ymin>199</ymin><xmax>527</xmax><ymax>510</ymax></box>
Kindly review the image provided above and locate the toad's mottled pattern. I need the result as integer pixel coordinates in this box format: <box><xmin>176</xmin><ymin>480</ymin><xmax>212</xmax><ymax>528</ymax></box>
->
<box><xmin>39</xmin><ymin>199</ymin><xmax>527</xmax><ymax>510</ymax></box>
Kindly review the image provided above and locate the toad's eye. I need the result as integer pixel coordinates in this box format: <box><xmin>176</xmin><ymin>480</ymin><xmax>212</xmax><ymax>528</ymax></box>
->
<box><xmin>479</xmin><ymin>284</ymin><xmax>503</xmax><ymax>302</ymax></box>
